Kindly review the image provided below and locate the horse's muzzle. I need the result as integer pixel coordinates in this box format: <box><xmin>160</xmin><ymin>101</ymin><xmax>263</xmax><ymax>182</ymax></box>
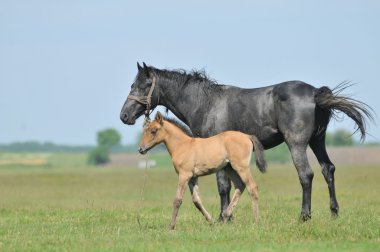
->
<box><xmin>120</xmin><ymin>113</ymin><xmax>137</xmax><ymax>125</ymax></box>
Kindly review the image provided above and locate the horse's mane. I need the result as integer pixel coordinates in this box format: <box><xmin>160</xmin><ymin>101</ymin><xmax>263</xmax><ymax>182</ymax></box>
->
<box><xmin>148</xmin><ymin>66</ymin><xmax>223</xmax><ymax>94</ymax></box>
<box><xmin>163</xmin><ymin>116</ymin><xmax>193</xmax><ymax>137</ymax></box>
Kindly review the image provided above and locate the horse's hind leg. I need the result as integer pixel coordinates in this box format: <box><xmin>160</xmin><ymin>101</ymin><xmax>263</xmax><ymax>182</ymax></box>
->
<box><xmin>188</xmin><ymin>177</ymin><xmax>213</xmax><ymax>224</ymax></box>
<box><xmin>287</xmin><ymin>143</ymin><xmax>314</xmax><ymax>221</ymax></box>
<box><xmin>309</xmin><ymin>135</ymin><xmax>339</xmax><ymax>217</ymax></box>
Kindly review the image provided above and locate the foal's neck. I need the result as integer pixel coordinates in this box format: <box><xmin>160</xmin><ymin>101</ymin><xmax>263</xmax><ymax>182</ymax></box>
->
<box><xmin>162</xmin><ymin>121</ymin><xmax>192</xmax><ymax>157</ymax></box>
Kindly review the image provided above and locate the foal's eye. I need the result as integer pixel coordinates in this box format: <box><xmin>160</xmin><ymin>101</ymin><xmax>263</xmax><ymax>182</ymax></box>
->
<box><xmin>151</xmin><ymin>128</ymin><xmax>158</xmax><ymax>134</ymax></box>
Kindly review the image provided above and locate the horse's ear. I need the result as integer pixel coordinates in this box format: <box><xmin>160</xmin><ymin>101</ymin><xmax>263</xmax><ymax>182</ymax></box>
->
<box><xmin>155</xmin><ymin>112</ymin><xmax>163</xmax><ymax>125</ymax></box>
<box><xmin>137</xmin><ymin>62</ymin><xmax>142</xmax><ymax>71</ymax></box>
<box><xmin>142</xmin><ymin>62</ymin><xmax>150</xmax><ymax>77</ymax></box>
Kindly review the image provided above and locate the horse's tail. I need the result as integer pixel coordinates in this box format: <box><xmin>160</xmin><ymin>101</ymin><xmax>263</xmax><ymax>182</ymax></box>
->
<box><xmin>250</xmin><ymin>135</ymin><xmax>267</xmax><ymax>173</ymax></box>
<box><xmin>314</xmin><ymin>82</ymin><xmax>374</xmax><ymax>141</ymax></box>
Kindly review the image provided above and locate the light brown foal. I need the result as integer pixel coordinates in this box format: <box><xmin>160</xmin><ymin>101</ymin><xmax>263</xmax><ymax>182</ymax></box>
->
<box><xmin>139</xmin><ymin>112</ymin><xmax>266</xmax><ymax>230</ymax></box>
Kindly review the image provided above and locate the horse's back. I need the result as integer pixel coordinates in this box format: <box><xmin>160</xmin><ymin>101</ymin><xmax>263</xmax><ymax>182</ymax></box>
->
<box><xmin>272</xmin><ymin>81</ymin><xmax>317</xmax><ymax>103</ymax></box>
<box><xmin>195</xmin><ymin>80</ymin><xmax>319</xmax><ymax>148</ymax></box>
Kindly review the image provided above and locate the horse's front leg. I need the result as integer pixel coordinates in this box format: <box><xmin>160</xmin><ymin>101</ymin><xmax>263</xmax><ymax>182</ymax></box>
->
<box><xmin>216</xmin><ymin>167</ymin><xmax>232</xmax><ymax>221</ymax></box>
<box><xmin>169</xmin><ymin>173</ymin><xmax>190</xmax><ymax>230</ymax></box>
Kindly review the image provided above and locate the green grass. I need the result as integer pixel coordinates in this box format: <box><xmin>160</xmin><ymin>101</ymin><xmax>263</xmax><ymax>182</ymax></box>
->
<box><xmin>0</xmin><ymin>153</ymin><xmax>379</xmax><ymax>251</ymax></box>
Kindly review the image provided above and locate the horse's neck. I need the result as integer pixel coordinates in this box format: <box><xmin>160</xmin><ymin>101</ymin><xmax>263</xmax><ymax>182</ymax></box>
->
<box><xmin>162</xmin><ymin>121</ymin><xmax>192</xmax><ymax>157</ymax></box>
<box><xmin>157</xmin><ymin>77</ymin><xmax>209</xmax><ymax>126</ymax></box>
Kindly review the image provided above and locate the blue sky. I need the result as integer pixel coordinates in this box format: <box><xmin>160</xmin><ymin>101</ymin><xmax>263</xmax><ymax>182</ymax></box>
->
<box><xmin>0</xmin><ymin>0</ymin><xmax>379</xmax><ymax>145</ymax></box>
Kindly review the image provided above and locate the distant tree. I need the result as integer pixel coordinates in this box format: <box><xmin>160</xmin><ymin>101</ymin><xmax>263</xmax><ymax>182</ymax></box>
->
<box><xmin>97</xmin><ymin>128</ymin><xmax>121</xmax><ymax>148</ymax></box>
<box><xmin>333</xmin><ymin>129</ymin><xmax>353</xmax><ymax>146</ymax></box>
<box><xmin>325</xmin><ymin>129</ymin><xmax>353</xmax><ymax>146</ymax></box>
<box><xmin>88</xmin><ymin>146</ymin><xmax>110</xmax><ymax>165</ymax></box>
<box><xmin>88</xmin><ymin>128</ymin><xmax>122</xmax><ymax>165</ymax></box>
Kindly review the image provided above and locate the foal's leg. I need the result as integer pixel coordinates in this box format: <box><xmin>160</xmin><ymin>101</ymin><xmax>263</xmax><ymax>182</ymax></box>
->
<box><xmin>233</xmin><ymin>166</ymin><xmax>259</xmax><ymax>222</ymax></box>
<box><xmin>188</xmin><ymin>177</ymin><xmax>213</xmax><ymax>224</ymax></box>
<box><xmin>310</xmin><ymin>135</ymin><xmax>339</xmax><ymax>217</ymax></box>
<box><xmin>170</xmin><ymin>173</ymin><xmax>191</xmax><ymax>230</ymax></box>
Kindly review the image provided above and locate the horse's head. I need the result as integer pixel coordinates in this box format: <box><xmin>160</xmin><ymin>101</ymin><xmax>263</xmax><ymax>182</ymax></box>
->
<box><xmin>138</xmin><ymin>112</ymin><xmax>165</xmax><ymax>154</ymax></box>
<box><xmin>120</xmin><ymin>62</ymin><xmax>158</xmax><ymax>125</ymax></box>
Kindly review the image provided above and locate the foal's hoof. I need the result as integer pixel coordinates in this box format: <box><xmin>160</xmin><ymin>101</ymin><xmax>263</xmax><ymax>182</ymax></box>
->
<box><xmin>169</xmin><ymin>224</ymin><xmax>176</xmax><ymax>230</ymax></box>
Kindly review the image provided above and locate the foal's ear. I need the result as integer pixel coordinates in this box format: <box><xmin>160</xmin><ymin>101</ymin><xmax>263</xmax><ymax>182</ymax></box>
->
<box><xmin>137</xmin><ymin>62</ymin><xmax>142</xmax><ymax>71</ymax></box>
<box><xmin>155</xmin><ymin>112</ymin><xmax>163</xmax><ymax>125</ymax></box>
<box><xmin>142</xmin><ymin>62</ymin><xmax>150</xmax><ymax>77</ymax></box>
<box><xmin>143</xmin><ymin>117</ymin><xmax>151</xmax><ymax>131</ymax></box>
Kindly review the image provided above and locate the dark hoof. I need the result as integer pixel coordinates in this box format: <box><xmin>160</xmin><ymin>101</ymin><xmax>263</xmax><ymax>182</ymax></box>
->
<box><xmin>218</xmin><ymin>214</ymin><xmax>233</xmax><ymax>223</ymax></box>
<box><xmin>331</xmin><ymin>208</ymin><xmax>339</xmax><ymax>218</ymax></box>
<box><xmin>299</xmin><ymin>213</ymin><xmax>311</xmax><ymax>222</ymax></box>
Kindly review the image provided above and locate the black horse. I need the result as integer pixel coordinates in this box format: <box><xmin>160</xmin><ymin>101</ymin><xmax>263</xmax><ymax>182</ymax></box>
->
<box><xmin>120</xmin><ymin>62</ymin><xmax>373</xmax><ymax>221</ymax></box>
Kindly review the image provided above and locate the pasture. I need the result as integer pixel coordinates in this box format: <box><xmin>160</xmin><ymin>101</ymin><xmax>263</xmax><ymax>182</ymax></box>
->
<box><xmin>0</xmin><ymin>152</ymin><xmax>379</xmax><ymax>251</ymax></box>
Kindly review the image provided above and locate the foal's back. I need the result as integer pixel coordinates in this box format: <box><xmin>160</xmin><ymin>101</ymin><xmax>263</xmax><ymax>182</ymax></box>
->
<box><xmin>189</xmin><ymin>131</ymin><xmax>253</xmax><ymax>175</ymax></box>
<box><xmin>193</xmin><ymin>131</ymin><xmax>253</xmax><ymax>153</ymax></box>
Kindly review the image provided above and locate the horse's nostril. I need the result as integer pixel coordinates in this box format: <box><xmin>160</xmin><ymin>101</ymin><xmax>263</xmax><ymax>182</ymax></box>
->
<box><xmin>121</xmin><ymin>113</ymin><xmax>128</xmax><ymax>122</ymax></box>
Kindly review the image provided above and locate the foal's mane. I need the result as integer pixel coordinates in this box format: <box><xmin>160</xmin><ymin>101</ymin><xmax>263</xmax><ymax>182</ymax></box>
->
<box><xmin>162</xmin><ymin>116</ymin><xmax>193</xmax><ymax>137</ymax></box>
<box><xmin>147</xmin><ymin>66</ymin><xmax>224</xmax><ymax>94</ymax></box>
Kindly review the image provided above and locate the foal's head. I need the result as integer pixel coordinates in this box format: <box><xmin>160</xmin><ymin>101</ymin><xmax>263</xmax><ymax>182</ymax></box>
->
<box><xmin>138</xmin><ymin>112</ymin><xmax>165</xmax><ymax>155</ymax></box>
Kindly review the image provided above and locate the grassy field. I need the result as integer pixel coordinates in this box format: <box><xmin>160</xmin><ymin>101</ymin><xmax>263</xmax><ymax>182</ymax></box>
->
<box><xmin>0</xmin><ymin>153</ymin><xmax>379</xmax><ymax>251</ymax></box>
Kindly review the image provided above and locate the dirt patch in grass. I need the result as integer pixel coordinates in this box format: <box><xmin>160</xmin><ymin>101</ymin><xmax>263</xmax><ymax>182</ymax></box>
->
<box><xmin>307</xmin><ymin>146</ymin><xmax>380</xmax><ymax>166</ymax></box>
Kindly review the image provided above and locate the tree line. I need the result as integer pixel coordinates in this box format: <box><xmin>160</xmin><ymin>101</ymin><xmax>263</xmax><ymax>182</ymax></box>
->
<box><xmin>0</xmin><ymin>128</ymin><xmax>376</xmax><ymax>165</ymax></box>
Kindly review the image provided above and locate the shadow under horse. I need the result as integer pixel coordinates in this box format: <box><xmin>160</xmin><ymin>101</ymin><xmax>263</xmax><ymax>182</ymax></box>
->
<box><xmin>120</xmin><ymin>62</ymin><xmax>374</xmax><ymax>221</ymax></box>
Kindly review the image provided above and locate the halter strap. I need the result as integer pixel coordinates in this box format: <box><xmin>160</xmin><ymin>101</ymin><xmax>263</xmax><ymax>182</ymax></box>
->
<box><xmin>127</xmin><ymin>76</ymin><xmax>157</xmax><ymax>116</ymax></box>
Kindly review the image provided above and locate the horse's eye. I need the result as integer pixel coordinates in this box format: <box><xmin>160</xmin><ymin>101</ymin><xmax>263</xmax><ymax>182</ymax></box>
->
<box><xmin>151</xmin><ymin>128</ymin><xmax>157</xmax><ymax>134</ymax></box>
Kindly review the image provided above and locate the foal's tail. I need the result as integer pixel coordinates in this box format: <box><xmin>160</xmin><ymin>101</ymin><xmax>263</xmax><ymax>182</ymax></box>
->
<box><xmin>250</xmin><ymin>135</ymin><xmax>267</xmax><ymax>173</ymax></box>
<box><xmin>314</xmin><ymin>82</ymin><xmax>374</xmax><ymax>141</ymax></box>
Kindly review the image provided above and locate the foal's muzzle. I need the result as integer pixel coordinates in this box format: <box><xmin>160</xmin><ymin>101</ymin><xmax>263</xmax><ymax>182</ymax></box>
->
<box><xmin>138</xmin><ymin>146</ymin><xmax>148</xmax><ymax>155</ymax></box>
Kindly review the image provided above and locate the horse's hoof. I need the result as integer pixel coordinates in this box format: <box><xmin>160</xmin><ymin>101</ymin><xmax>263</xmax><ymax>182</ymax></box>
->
<box><xmin>218</xmin><ymin>213</ymin><xmax>233</xmax><ymax>223</ymax></box>
<box><xmin>299</xmin><ymin>213</ymin><xmax>311</xmax><ymax>222</ymax></box>
<box><xmin>331</xmin><ymin>208</ymin><xmax>339</xmax><ymax>219</ymax></box>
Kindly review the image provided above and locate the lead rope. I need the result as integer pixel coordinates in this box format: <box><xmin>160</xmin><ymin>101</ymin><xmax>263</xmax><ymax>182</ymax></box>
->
<box><xmin>136</xmin><ymin>116</ymin><xmax>151</xmax><ymax>230</ymax></box>
<box><xmin>136</xmin><ymin>152</ymin><xmax>149</xmax><ymax>230</ymax></box>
